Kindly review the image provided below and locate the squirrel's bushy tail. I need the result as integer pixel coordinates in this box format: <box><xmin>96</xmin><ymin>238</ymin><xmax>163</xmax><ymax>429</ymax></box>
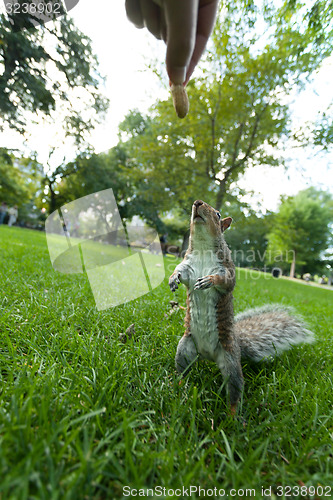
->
<box><xmin>235</xmin><ymin>304</ymin><xmax>315</xmax><ymax>362</ymax></box>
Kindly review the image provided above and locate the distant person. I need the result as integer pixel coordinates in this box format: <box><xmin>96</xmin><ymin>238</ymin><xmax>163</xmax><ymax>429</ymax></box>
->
<box><xmin>62</xmin><ymin>220</ymin><xmax>70</xmax><ymax>238</ymax></box>
<box><xmin>7</xmin><ymin>205</ymin><xmax>18</xmax><ymax>227</ymax></box>
<box><xmin>125</xmin><ymin>0</ymin><xmax>219</xmax><ymax>85</ymax></box>
<box><xmin>0</xmin><ymin>202</ymin><xmax>7</xmax><ymax>224</ymax></box>
<box><xmin>160</xmin><ymin>232</ymin><xmax>168</xmax><ymax>254</ymax></box>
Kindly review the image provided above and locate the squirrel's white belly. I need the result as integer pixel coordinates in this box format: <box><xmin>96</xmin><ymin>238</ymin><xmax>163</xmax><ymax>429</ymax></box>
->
<box><xmin>189</xmin><ymin>289</ymin><xmax>221</xmax><ymax>361</ymax></box>
<box><xmin>187</xmin><ymin>253</ymin><xmax>223</xmax><ymax>361</ymax></box>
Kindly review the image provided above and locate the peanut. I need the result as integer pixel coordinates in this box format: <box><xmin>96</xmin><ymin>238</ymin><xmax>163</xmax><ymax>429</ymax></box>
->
<box><xmin>171</xmin><ymin>84</ymin><xmax>189</xmax><ymax>119</ymax></box>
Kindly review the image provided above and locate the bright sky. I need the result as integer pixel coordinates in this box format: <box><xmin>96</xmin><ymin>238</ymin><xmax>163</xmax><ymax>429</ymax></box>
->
<box><xmin>0</xmin><ymin>0</ymin><xmax>332</xmax><ymax>212</ymax></box>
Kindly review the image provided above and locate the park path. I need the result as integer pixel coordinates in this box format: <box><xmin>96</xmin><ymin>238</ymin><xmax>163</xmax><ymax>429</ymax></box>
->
<box><xmin>280</xmin><ymin>275</ymin><xmax>333</xmax><ymax>291</ymax></box>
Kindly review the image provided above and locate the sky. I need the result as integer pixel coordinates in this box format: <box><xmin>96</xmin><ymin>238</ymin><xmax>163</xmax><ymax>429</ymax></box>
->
<box><xmin>0</xmin><ymin>0</ymin><xmax>332</xmax><ymax>212</ymax></box>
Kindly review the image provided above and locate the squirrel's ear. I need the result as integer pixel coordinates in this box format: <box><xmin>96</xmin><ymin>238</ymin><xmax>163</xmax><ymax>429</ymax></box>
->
<box><xmin>221</xmin><ymin>217</ymin><xmax>232</xmax><ymax>232</ymax></box>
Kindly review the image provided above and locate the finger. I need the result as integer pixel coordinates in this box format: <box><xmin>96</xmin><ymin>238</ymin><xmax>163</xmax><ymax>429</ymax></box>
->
<box><xmin>160</xmin><ymin>10</ymin><xmax>167</xmax><ymax>42</ymax></box>
<box><xmin>125</xmin><ymin>0</ymin><xmax>144</xmax><ymax>29</ymax></box>
<box><xmin>164</xmin><ymin>0</ymin><xmax>200</xmax><ymax>85</ymax></box>
<box><xmin>185</xmin><ymin>0</ymin><xmax>219</xmax><ymax>84</ymax></box>
<box><xmin>140</xmin><ymin>0</ymin><xmax>163</xmax><ymax>40</ymax></box>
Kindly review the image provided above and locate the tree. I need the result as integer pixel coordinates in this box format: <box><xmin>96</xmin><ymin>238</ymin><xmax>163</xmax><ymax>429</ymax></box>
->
<box><xmin>0</xmin><ymin>5</ymin><xmax>109</xmax><ymax>142</ymax></box>
<box><xmin>42</xmin><ymin>146</ymin><xmax>132</xmax><ymax>215</ymax></box>
<box><xmin>43</xmin><ymin>141</ymin><xmax>176</xmax><ymax>235</ymax></box>
<box><xmin>313</xmin><ymin>109</ymin><xmax>333</xmax><ymax>151</ymax></box>
<box><xmin>120</xmin><ymin>0</ymin><xmax>333</xmax><ymax>212</ymax></box>
<box><xmin>267</xmin><ymin>188</ymin><xmax>333</xmax><ymax>277</ymax></box>
<box><xmin>0</xmin><ymin>147</ymin><xmax>44</xmax><ymax>225</ymax></box>
<box><xmin>119</xmin><ymin>108</ymin><xmax>239</xmax><ymax>215</ymax></box>
<box><xmin>0</xmin><ymin>148</ymin><xmax>42</xmax><ymax>203</ymax></box>
<box><xmin>226</xmin><ymin>209</ymin><xmax>274</xmax><ymax>269</ymax></box>
<box><xmin>294</xmin><ymin>104</ymin><xmax>333</xmax><ymax>152</ymax></box>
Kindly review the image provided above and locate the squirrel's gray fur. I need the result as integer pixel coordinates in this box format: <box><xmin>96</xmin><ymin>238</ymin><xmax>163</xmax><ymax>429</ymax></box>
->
<box><xmin>235</xmin><ymin>303</ymin><xmax>314</xmax><ymax>362</ymax></box>
<box><xmin>169</xmin><ymin>200</ymin><xmax>315</xmax><ymax>414</ymax></box>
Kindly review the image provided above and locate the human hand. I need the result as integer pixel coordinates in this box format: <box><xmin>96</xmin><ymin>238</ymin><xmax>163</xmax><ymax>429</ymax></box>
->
<box><xmin>125</xmin><ymin>0</ymin><xmax>219</xmax><ymax>85</ymax></box>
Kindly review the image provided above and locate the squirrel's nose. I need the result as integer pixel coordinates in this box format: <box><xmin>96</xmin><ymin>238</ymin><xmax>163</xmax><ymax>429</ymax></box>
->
<box><xmin>193</xmin><ymin>200</ymin><xmax>204</xmax><ymax>208</ymax></box>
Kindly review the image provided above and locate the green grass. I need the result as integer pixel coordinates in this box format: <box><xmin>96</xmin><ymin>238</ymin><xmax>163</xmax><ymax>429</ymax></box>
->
<box><xmin>0</xmin><ymin>227</ymin><xmax>332</xmax><ymax>499</ymax></box>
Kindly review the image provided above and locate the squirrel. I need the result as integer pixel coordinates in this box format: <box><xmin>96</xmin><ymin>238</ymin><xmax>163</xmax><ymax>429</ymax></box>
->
<box><xmin>168</xmin><ymin>200</ymin><xmax>314</xmax><ymax>415</ymax></box>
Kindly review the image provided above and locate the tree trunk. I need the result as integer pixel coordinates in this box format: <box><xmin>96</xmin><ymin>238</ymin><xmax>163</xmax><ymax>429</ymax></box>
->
<box><xmin>214</xmin><ymin>163</ymin><xmax>237</xmax><ymax>211</ymax></box>
<box><xmin>215</xmin><ymin>180</ymin><xmax>226</xmax><ymax>211</ymax></box>
<box><xmin>181</xmin><ymin>229</ymin><xmax>190</xmax><ymax>257</ymax></box>
<box><xmin>48</xmin><ymin>180</ymin><xmax>57</xmax><ymax>214</ymax></box>
<box><xmin>290</xmin><ymin>251</ymin><xmax>296</xmax><ymax>278</ymax></box>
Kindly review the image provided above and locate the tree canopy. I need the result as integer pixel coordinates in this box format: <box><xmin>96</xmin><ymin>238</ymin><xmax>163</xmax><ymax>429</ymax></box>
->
<box><xmin>313</xmin><ymin>108</ymin><xmax>333</xmax><ymax>151</ymax></box>
<box><xmin>1</xmin><ymin>2</ymin><xmax>332</xmax><ymax>278</ymax></box>
<box><xmin>118</xmin><ymin>0</ymin><xmax>333</xmax><ymax>211</ymax></box>
<box><xmin>267</xmin><ymin>188</ymin><xmax>333</xmax><ymax>277</ymax></box>
<box><xmin>0</xmin><ymin>147</ymin><xmax>45</xmax><ymax>225</ymax></box>
<box><xmin>0</xmin><ymin>148</ymin><xmax>42</xmax><ymax>204</ymax></box>
<box><xmin>0</xmin><ymin>7</ymin><xmax>109</xmax><ymax>142</ymax></box>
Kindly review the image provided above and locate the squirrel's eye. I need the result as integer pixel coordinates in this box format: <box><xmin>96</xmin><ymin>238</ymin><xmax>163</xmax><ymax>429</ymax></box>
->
<box><xmin>216</xmin><ymin>211</ymin><xmax>221</xmax><ymax>220</ymax></box>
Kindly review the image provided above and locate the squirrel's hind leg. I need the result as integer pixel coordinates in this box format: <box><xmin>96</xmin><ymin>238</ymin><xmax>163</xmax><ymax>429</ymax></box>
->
<box><xmin>216</xmin><ymin>348</ymin><xmax>244</xmax><ymax>416</ymax></box>
<box><xmin>175</xmin><ymin>334</ymin><xmax>199</xmax><ymax>375</ymax></box>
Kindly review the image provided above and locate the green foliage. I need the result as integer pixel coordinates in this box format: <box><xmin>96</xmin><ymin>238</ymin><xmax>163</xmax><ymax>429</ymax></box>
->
<box><xmin>313</xmin><ymin>108</ymin><xmax>333</xmax><ymax>150</ymax></box>
<box><xmin>42</xmin><ymin>145</ymin><xmax>170</xmax><ymax>232</ymax></box>
<box><xmin>267</xmin><ymin>188</ymin><xmax>333</xmax><ymax>275</ymax></box>
<box><xmin>119</xmin><ymin>108</ymin><xmax>213</xmax><ymax>213</ymax></box>
<box><xmin>43</xmin><ymin>146</ymin><xmax>132</xmax><ymax>216</ymax></box>
<box><xmin>0</xmin><ymin>147</ymin><xmax>43</xmax><ymax>206</ymax></box>
<box><xmin>0</xmin><ymin>227</ymin><xmax>332</xmax><ymax>498</ymax></box>
<box><xmin>294</xmin><ymin>103</ymin><xmax>333</xmax><ymax>151</ymax></box>
<box><xmin>0</xmin><ymin>148</ymin><xmax>21</xmax><ymax>204</ymax></box>
<box><xmin>160</xmin><ymin>211</ymin><xmax>190</xmax><ymax>244</ymax></box>
<box><xmin>0</xmin><ymin>12</ymin><xmax>109</xmax><ymax>141</ymax></box>
<box><xmin>119</xmin><ymin>109</ymin><xmax>152</xmax><ymax>139</ymax></box>
<box><xmin>119</xmin><ymin>0</ymin><xmax>333</xmax><ymax>212</ymax></box>
<box><xmin>226</xmin><ymin>210</ymin><xmax>274</xmax><ymax>269</ymax></box>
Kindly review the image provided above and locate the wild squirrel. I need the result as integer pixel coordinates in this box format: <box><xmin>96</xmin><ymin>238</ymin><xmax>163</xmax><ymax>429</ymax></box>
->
<box><xmin>169</xmin><ymin>200</ymin><xmax>314</xmax><ymax>415</ymax></box>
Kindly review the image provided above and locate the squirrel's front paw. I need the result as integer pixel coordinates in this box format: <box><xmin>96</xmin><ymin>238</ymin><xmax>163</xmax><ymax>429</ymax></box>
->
<box><xmin>169</xmin><ymin>272</ymin><xmax>181</xmax><ymax>292</ymax></box>
<box><xmin>194</xmin><ymin>275</ymin><xmax>214</xmax><ymax>290</ymax></box>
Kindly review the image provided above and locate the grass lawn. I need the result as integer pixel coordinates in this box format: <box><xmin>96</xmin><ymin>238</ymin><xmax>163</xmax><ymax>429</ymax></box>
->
<box><xmin>0</xmin><ymin>226</ymin><xmax>332</xmax><ymax>499</ymax></box>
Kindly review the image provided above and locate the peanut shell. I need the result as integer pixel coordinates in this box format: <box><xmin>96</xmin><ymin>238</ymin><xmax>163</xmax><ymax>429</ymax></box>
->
<box><xmin>171</xmin><ymin>84</ymin><xmax>189</xmax><ymax>119</ymax></box>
